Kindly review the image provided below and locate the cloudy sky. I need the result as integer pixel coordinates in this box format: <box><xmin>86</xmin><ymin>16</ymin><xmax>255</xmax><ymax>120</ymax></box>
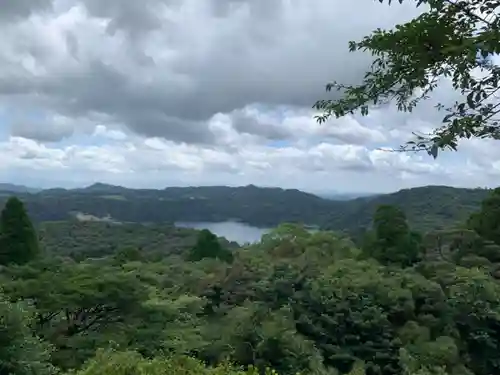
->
<box><xmin>0</xmin><ymin>0</ymin><xmax>498</xmax><ymax>194</ymax></box>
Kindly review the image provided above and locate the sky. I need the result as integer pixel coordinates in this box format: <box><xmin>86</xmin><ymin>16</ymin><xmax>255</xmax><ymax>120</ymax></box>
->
<box><xmin>0</xmin><ymin>0</ymin><xmax>499</xmax><ymax>194</ymax></box>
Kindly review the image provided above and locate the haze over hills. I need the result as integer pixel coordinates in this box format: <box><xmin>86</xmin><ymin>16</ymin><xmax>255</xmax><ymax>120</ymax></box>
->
<box><xmin>316</xmin><ymin>191</ymin><xmax>378</xmax><ymax>200</ymax></box>
<box><xmin>0</xmin><ymin>183</ymin><xmax>41</xmax><ymax>194</ymax></box>
<box><xmin>0</xmin><ymin>182</ymin><xmax>490</xmax><ymax>236</ymax></box>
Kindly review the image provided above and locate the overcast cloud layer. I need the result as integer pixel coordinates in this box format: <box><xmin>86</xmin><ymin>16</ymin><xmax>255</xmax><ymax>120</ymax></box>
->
<box><xmin>0</xmin><ymin>0</ymin><xmax>498</xmax><ymax>193</ymax></box>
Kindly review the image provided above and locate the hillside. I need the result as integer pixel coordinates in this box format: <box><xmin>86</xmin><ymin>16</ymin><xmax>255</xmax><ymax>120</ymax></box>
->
<box><xmin>325</xmin><ymin>185</ymin><xmax>490</xmax><ymax>235</ymax></box>
<box><xmin>0</xmin><ymin>184</ymin><xmax>491</xmax><ymax>234</ymax></box>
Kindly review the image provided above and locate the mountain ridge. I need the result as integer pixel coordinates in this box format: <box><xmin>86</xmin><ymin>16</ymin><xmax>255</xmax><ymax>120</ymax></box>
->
<box><xmin>0</xmin><ymin>181</ymin><xmax>386</xmax><ymax>199</ymax></box>
<box><xmin>0</xmin><ymin>183</ymin><xmax>491</xmax><ymax>235</ymax></box>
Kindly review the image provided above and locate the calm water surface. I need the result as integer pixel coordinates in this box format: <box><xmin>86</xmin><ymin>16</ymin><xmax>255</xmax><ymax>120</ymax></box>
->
<box><xmin>175</xmin><ymin>221</ymin><xmax>270</xmax><ymax>245</ymax></box>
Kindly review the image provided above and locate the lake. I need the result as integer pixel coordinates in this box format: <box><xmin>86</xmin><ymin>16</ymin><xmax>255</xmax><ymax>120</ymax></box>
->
<box><xmin>175</xmin><ymin>221</ymin><xmax>270</xmax><ymax>245</ymax></box>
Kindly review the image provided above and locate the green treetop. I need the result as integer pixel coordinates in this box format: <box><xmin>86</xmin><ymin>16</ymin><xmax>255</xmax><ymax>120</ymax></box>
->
<box><xmin>188</xmin><ymin>229</ymin><xmax>233</xmax><ymax>263</ymax></box>
<box><xmin>468</xmin><ymin>187</ymin><xmax>500</xmax><ymax>245</ymax></box>
<box><xmin>364</xmin><ymin>205</ymin><xmax>422</xmax><ymax>266</ymax></box>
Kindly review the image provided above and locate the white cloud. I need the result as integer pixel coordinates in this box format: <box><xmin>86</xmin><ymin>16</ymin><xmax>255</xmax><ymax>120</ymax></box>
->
<box><xmin>0</xmin><ymin>129</ymin><xmax>495</xmax><ymax>193</ymax></box>
<box><xmin>93</xmin><ymin>125</ymin><xmax>127</xmax><ymax>141</ymax></box>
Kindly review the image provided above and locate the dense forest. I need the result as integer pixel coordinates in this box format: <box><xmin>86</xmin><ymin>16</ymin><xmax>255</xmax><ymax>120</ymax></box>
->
<box><xmin>0</xmin><ymin>184</ymin><xmax>490</xmax><ymax>236</ymax></box>
<box><xmin>2</xmin><ymin>184</ymin><xmax>500</xmax><ymax>375</ymax></box>
<box><xmin>37</xmin><ymin>220</ymin><xmax>239</xmax><ymax>260</ymax></box>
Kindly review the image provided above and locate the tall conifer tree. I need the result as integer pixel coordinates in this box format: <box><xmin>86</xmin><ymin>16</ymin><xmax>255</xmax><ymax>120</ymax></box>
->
<box><xmin>0</xmin><ymin>197</ymin><xmax>39</xmax><ymax>265</ymax></box>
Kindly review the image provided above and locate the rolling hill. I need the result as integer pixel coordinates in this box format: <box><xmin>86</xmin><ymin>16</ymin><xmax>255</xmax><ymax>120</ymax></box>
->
<box><xmin>0</xmin><ymin>183</ymin><xmax>491</xmax><ymax>235</ymax></box>
<box><xmin>324</xmin><ymin>185</ymin><xmax>489</xmax><ymax>235</ymax></box>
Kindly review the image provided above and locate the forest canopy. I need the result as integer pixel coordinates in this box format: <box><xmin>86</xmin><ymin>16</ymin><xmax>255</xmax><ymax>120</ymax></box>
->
<box><xmin>2</xmin><ymin>187</ymin><xmax>500</xmax><ymax>374</ymax></box>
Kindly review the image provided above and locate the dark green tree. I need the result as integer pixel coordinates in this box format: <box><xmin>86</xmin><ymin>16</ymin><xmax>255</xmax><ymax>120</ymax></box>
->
<box><xmin>374</xmin><ymin>205</ymin><xmax>411</xmax><ymax>241</ymax></box>
<box><xmin>468</xmin><ymin>187</ymin><xmax>500</xmax><ymax>246</ymax></box>
<box><xmin>113</xmin><ymin>246</ymin><xmax>143</xmax><ymax>264</ymax></box>
<box><xmin>188</xmin><ymin>229</ymin><xmax>233</xmax><ymax>263</ymax></box>
<box><xmin>314</xmin><ymin>0</ymin><xmax>500</xmax><ymax>157</ymax></box>
<box><xmin>0</xmin><ymin>197</ymin><xmax>39</xmax><ymax>266</ymax></box>
<box><xmin>364</xmin><ymin>205</ymin><xmax>422</xmax><ymax>267</ymax></box>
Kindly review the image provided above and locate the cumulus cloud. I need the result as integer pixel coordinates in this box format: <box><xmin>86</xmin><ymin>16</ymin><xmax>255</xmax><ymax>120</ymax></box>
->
<box><xmin>0</xmin><ymin>131</ymin><xmax>446</xmax><ymax>191</ymax></box>
<box><xmin>0</xmin><ymin>0</ymin><xmax>498</xmax><ymax>191</ymax></box>
<box><xmin>0</xmin><ymin>123</ymin><xmax>492</xmax><ymax>193</ymax></box>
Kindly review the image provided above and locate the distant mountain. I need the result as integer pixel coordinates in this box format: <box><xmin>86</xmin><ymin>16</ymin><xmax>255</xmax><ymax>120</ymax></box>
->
<box><xmin>0</xmin><ymin>183</ymin><xmax>40</xmax><ymax>194</ymax></box>
<box><xmin>78</xmin><ymin>183</ymin><xmax>129</xmax><ymax>193</ymax></box>
<box><xmin>0</xmin><ymin>184</ymin><xmax>491</xmax><ymax>235</ymax></box>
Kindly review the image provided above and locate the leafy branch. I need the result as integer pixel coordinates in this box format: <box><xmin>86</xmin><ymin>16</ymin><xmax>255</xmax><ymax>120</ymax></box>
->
<box><xmin>314</xmin><ymin>0</ymin><xmax>500</xmax><ymax>158</ymax></box>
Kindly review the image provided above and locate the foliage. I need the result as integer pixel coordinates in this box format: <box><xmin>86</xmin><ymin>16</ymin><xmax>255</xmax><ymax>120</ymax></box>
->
<box><xmin>294</xmin><ymin>260</ymin><xmax>403</xmax><ymax>374</ymax></box>
<box><xmin>1</xmin><ymin>259</ymin><xmax>149</xmax><ymax>369</ymax></box>
<box><xmin>314</xmin><ymin>0</ymin><xmax>500</xmax><ymax>157</ymax></box>
<box><xmin>65</xmin><ymin>349</ymin><xmax>267</xmax><ymax>375</ymax></box>
<box><xmin>38</xmin><ymin>221</ymin><xmax>236</xmax><ymax>261</ymax></box>
<box><xmin>0</xmin><ymin>293</ymin><xmax>56</xmax><ymax>375</ymax></box>
<box><xmin>363</xmin><ymin>205</ymin><xmax>422</xmax><ymax>266</ymax></box>
<box><xmin>188</xmin><ymin>229</ymin><xmax>234</xmax><ymax>263</ymax></box>
<box><xmin>467</xmin><ymin>187</ymin><xmax>500</xmax><ymax>245</ymax></box>
<box><xmin>3</xmin><ymin>193</ymin><xmax>500</xmax><ymax>375</ymax></box>
<box><xmin>0</xmin><ymin>196</ymin><xmax>39</xmax><ymax>265</ymax></box>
